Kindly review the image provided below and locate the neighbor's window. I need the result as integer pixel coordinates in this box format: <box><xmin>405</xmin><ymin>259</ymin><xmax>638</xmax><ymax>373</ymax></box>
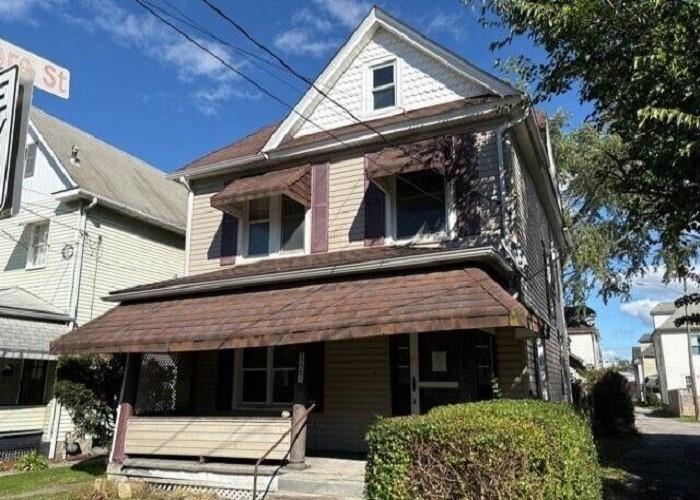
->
<box><xmin>372</xmin><ymin>62</ymin><xmax>396</xmax><ymax>111</ymax></box>
<box><xmin>692</xmin><ymin>335</ymin><xmax>700</xmax><ymax>356</ymax></box>
<box><xmin>395</xmin><ymin>170</ymin><xmax>446</xmax><ymax>239</ymax></box>
<box><xmin>247</xmin><ymin>198</ymin><xmax>271</xmax><ymax>256</ymax></box>
<box><xmin>240</xmin><ymin>345</ymin><xmax>297</xmax><ymax>405</ymax></box>
<box><xmin>0</xmin><ymin>359</ymin><xmax>49</xmax><ymax>406</ymax></box>
<box><xmin>24</xmin><ymin>143</ymin><xmax>37</xmax><ymax>178</ymax></box>
<box><xmin>26</xmin><ymin>222</ymin><xmax>49</xmax><ymax>269</ymax></box>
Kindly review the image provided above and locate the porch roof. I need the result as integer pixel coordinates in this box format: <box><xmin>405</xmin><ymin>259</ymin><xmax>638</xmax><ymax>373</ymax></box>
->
<box><xmin>210</xmin><ymin>165</ymin><xmax>311</xmax><ymax>214</ymax></box>
<box><xmin>50</xmin><ymin>267</ymin><xmax>539</xmax><ymax>355</ymax></box>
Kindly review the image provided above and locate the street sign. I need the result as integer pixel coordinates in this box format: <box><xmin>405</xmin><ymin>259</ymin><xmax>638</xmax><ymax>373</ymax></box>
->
<box><xmin>0</xmin><ymin>38</ymin><xmax>69</xmax><ymax>99</ymax></box>
<box><xmin>0</xmin><ymin>65</ymin><xmax>20</xmax><ymax>214</ymax></box>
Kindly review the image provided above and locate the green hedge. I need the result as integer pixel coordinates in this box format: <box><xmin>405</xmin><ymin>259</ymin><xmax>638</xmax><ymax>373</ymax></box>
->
<box><xmin>365</xmin><ymin>400</ymin><xmax>602</xmax><ymax>500</ymax></box>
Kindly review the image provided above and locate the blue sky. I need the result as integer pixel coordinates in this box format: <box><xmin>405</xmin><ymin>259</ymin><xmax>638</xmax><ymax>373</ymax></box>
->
<box><xmin>1</xmin><ymin>0</ymin><xmax>682</xmax><ymax>360</ymax></box>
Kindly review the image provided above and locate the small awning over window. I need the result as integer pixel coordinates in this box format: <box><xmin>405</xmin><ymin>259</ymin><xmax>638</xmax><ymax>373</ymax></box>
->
<box><xmin>211</xmin><ymin>165</ymin><xmax>311</xmax><ymax>215</ymax></box>
<box><xmin>365</xmin><ymin>137</ymin><xmax>451</xmax><ymax>179</ymax></box>
<box><xmin>50</xmin><ymin>267</ymin><xmax>540</xmax><ymax>355</ymax></box>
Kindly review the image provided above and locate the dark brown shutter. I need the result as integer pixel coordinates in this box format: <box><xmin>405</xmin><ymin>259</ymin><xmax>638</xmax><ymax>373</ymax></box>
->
<box><xmin>215</xmin><ymin>349</ymin><xmax>234</xmax><ymax>411</ymax></box>
<box><xmin>448</xmin><ymin>133</ymin><xmax>480</xmax><ymax>237</ymax></box>
<box><xmin>219</xmin><ymin>213</ymin><xmax>238</xmax><ymax>266</ymax></box>
<box><xmin>364</xmin><ymin>157</ymin><xmax>386</xmax><ymax>246</ymax></box>
<box><xmin>310</xmin><ymin>163</ymin><xmax>329</xmax><ymax>253</ymax></box>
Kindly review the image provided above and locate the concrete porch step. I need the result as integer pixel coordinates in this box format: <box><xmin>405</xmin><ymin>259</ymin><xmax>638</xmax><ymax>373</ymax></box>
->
<box><xmin>276</xmin><ymin>476</ymin><xmax>364</xmax><ymax>499</ymax></box>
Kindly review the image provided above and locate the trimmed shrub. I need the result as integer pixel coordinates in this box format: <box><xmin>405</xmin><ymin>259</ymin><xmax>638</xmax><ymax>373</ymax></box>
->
<box><xmin>14</xmin><ymin>451</ymin><xmax>49</xmax><ymax>472</ymax></box>
<box><xmin>589</xmin><ymin>370</ymin><xmax>635</xmax><ymax>437</ymax></box>
<box><xmin>365</xmin><ymin>400</ymin><xmax>602</xmax><ymax>500</ymax></box>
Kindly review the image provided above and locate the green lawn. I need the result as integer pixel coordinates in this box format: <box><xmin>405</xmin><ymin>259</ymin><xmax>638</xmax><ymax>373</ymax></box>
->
<box><xmin>0</xmin><ymin>457</ymin><xmax>105</xmax><ymax>499</ymax></box>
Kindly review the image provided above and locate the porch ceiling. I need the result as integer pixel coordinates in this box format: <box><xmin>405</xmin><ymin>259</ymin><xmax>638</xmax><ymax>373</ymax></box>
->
<box><xmin>50</xmin><ymin>267</ymin><xmax>540</xmax><ymax>355</ymax></box>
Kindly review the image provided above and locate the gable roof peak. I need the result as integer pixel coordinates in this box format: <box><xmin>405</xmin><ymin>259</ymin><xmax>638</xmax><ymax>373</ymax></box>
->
<box><xmin>262</xmin><ymin>6</ymin><xmax>519</xmax><ymax>152</ymax></box>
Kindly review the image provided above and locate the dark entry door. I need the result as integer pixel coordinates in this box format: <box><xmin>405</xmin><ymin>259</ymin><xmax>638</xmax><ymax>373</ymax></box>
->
<box><xmin>389</xmin><ymin>335</ymin><xmax>412</xmax><ymax>416</ymax></box>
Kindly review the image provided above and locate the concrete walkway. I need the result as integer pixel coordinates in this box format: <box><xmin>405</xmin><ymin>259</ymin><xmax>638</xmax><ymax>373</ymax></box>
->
<box><xmin>601</xmin><ymin>407</ymin><xmax>700</xmax><ymax>499</ymax></box>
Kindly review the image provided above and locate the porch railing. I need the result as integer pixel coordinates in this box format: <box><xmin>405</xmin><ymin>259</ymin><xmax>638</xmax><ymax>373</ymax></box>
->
<box><xmin>252</xmin><ymin>404</ymin><xmax>315</xmax><ymax>500</ymax></box>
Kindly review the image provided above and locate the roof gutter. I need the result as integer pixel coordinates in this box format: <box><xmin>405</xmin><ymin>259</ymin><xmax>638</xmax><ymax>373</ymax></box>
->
<box><xmin>107</xmin><ymin>246</ymin><xmax>511</xmax><ymax>303</ymax></box>
<box><xmin>54</xmin><ymin>188</ymin><xmax>186</xmax><ymax>235</ymax></box>
<box><xmin>0</xmin><ymin>306</ymin><xmax>73</xmax><ymax>323</ymax></box>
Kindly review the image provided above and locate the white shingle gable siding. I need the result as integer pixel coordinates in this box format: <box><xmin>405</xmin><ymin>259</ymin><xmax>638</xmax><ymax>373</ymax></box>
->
<box><xmin>295</xmin><ymin>28</ymin><xmax>488</xmax><ymax>138</ymax></box>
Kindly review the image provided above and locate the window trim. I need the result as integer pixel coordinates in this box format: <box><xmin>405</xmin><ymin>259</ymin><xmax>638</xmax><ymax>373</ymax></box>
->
<box><xmin>237</xmin><ymin>195</ymin><xmax>310</xmax><ymax>264</ymax></box>
<box><xmin>25</xmin><ymin>222</ymin><xmax>50</xmax><ymax>270</ymax></box>
<box><xmin>234</xmin><ymin>347</ymin><xmax>297</xmax><ymax>407</ymax></box>
<box><xmin>363</xmin><ymin>57</ymin><xmax>401</xmax><ymax>118</ymax></box>
<box><xmin>383</xmin><ymin>173</ymin><xmax>455</xmax><ymax>246</ymax></box>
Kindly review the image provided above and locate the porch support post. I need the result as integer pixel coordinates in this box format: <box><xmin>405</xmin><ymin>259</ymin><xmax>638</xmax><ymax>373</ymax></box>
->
<box><xmin>289</xmin><ymin>345</ymin><xmax>309</xmax><ymax>470</ymax></box>
<box><xmin>111</xmin><ymin>353</ymin><xmax>141</xmax><ymax>464</ymax></box>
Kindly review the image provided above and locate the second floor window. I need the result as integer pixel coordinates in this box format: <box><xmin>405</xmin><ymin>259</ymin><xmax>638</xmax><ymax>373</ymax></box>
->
<box><xmin>244</xmin><ymin>196</ymin><xmax>307</xmax><ymax>258</ymax></box>
<box><xmin>691</xmin><ymin>335</ymin><xmax>700</xmax><ymax>356</ymax></box>
<box><xmin>395</xmin><ymin>171</ymin><xmax>446</xmax><ymax>240</ymax></box>
<box><xmin>26</xmin><ymin>222</ymin><xmax>49</xmax><ymax>269</ymax></box>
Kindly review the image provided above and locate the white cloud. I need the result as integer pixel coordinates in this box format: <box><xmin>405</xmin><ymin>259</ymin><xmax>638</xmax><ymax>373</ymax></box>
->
<box><xmin>311</xmin><ymin>0</ymin><xmax>371</xmax><ymax>29</ymax></box>
<box><xmin>620</xmin><ymin>299</ymin><xmax>660</xmax><ymax>325</ymax></box>
<box><xmin>69</xmin><ymin>0</ymin><xmax>255</xmax><ymax>114</ymax></box>
<box><xmin>0</xmin><ymin>0</ymin><xmax>64</xmax><ymax>21</ymax></box>
<box><xmin>274</xmin><ymin>28</ymin><xmax>337</xmax><ymax>57</ymax></box>
<box><xmin>293</xmin><ymin>8</ymin><xmax>333</xmax><ymax>33</ymax></box>
<box><xmin>425</xmin><ymin>12</ymin><xmax>467</xmax><ymax>43</ymax></box>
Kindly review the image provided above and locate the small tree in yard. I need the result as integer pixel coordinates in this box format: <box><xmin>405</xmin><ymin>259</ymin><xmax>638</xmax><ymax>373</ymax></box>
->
<box><xmin>587</xmin><ymin>369</ymin><xmax>636</xmax><ymax>438</ymax></box>
<box><xmin>55</xmin><ymin>354</ymin><xmax>125</xmax><ymax>446</ymax></box>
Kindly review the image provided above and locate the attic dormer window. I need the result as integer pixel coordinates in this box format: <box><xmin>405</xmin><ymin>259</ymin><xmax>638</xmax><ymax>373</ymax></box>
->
<box><xmin>372</xmin><ymin>62</ymin><xmax>396</xmax><ymax>110</ymax></box>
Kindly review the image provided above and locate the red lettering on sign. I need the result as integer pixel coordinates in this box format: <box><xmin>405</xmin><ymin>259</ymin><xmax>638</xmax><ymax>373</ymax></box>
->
<box><xmin>58</xmin><ymin>70</ymin><xmax>68</xmax><ymax>94</ymax></box>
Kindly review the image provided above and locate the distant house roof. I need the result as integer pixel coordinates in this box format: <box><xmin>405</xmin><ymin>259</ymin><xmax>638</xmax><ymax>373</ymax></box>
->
<box><xmin>0</xmin><ymin>288</ymin><xmax>71</xmax><ymax>359</ymax></box>
<box><xmin>565</xmin><ymin>305</ymin><xmax>596</xmax><ymax>328</ymax></box>
<box><xmin>30</xmin><ymin>108</ymin><xmax>187</xmax><ymax>232</ymax></box>
<box><xmin>658</xmin><ymin>302</ymin><xmax>700</xmax><ymax>332</ymax></box>
<box><xmin>642</xmin><ymin>344</ymin><xmax>656</xmax><ymax>357</ymax></box>
<box><xmin>650</xmin><ymin>302</ymin><xmax>676</xmax><ymax>315</ymax></box>
<box><xmin>638</xmin><ymin>333</ymin><xmax>652</xmax><ymax>343</ymax></box>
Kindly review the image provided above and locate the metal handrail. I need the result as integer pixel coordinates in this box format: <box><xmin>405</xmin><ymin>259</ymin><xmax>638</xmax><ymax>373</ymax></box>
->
<box><xmin>252</xmin><ymin>403</ymin><xmax>316</xmax><ymax>500</ymax></box>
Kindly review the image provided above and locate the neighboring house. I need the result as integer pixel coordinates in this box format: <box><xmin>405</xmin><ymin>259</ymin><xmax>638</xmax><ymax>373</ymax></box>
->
<box><xmin>52</xmin><ymin>8</ymin><xmax>571</xmax><ymax>495</ymax></box>
<box><xmin>0</xmin><ymin>108</ymin><xmax>187</xmax><ymax>459</ymax></box>
<box><xmin>632</xmin><ymin>333</ymin><xmax>657</xmax><ymax>402</ymax></box>
<box><xmin>565</xmin><ymin>305</ymin><xmax>602</xmax><ymax>369</ymax></box>
<box><xmin>651</xmin><ymin>301</ymin><xmax>700</xmax><ymax>407</ymax></box>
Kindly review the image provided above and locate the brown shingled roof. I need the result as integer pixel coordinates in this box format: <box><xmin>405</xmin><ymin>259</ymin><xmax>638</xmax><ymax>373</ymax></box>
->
<box><xmin>51</xmin><ymin>267</ymin><xmax>538</xmax><ymax>354</ymax></box>
<box><xmin>177</xmin><ymin>122</ymin><xmax>279</xmax><ymax>173</ymax></box>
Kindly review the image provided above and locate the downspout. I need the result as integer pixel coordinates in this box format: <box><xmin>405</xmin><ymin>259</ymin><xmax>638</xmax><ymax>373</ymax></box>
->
<box><xmin>178</xmin><ymin>176</ymin><xmax>193</xmax><ymax>277</ymax></box>
<box><xmin>70</xmin><ymin>196</ymin><xmax>98</xmax><ymax>328</ymax></box>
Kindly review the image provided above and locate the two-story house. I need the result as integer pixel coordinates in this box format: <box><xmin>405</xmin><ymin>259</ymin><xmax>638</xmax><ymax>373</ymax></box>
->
<box><xmin>632</xmin><ymin>333</ymin><xmax>658</xmax><ymax>402</ymax></box>
<box><xmin>52</xmin><ymin>8</ymin><xmax>570</xmax><ymax>496</ymax></box>
<box><xmin>565</xmin><ymin>306</ymin><xmax>602</xmax><ymax>369</ymax></box>
<box><xmin>0</xmin><ymin>108</ymin><xmax>186</xmax><ymax>459</ymax></box>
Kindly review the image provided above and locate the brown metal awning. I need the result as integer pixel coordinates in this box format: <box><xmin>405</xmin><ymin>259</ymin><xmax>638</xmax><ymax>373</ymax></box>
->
<box><xmin>365</xmin><ymin>137</ymin><xmax>450</xmax><ymax>179</ymax></box>
<box><xmin>50</xmin><ymin>267</ymin><xmax>540</xmax><ymax>355</ymax></box>
<box><xmin>211</xmin><ymin>165</ymin><xmax>311</xmax><ymax>215</ymax></box>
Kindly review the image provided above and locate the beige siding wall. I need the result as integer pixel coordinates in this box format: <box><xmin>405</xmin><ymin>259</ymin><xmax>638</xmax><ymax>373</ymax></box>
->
<box><xmin>0</xmin><ymin>406</ymin><xmax>48</xmax><ymax>434</ymax></box>
<box><xmin>0</xmin><ymin>198</ymin><xmax>81</xmax><ymax>313</ymax></box>
<box><xmin>188</xmin><ymin>178</ymin><xmax>227</xmax><ymax>275</ymax></box>
<box><xmin>495</xmin><ymin>329</ymin><xmax>531</xmax><ymax>398</ymax></box>
<box><xmin>308</xmin><ymin>337</ymin><xmax>392</xmax><ymax>453</ymax></box>
<box><xmin>76</xmin><ymin>207</ymin><xmax>184</xmax><ymax>325</ymax></box>
<box><xmin>328</xmin><ymin>155</ymin><xmax>366</xmax><ymax>251</ymax></box>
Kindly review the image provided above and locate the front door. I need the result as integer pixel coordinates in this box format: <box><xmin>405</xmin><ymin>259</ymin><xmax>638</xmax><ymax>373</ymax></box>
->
<box><xmin>390</xmin><ymin>332</ymin><xmax>495</xmax><ymax>415</ymax></box>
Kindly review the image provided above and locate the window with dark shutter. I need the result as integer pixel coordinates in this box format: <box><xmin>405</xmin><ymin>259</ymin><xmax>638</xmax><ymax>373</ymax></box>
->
<box><xmin>364</xmin><ymin>169</ymin><xmax>385</xmax><ymax>246</ymax></box>
<box><xmin>220</xmin><ymin>213</ymin><xmax>238</xmax><ymax>266</ymax></box>
<box><xmin>448</xmin><ymin>133</ymin><xmax>480</xmax><ymax>237</ymax></box>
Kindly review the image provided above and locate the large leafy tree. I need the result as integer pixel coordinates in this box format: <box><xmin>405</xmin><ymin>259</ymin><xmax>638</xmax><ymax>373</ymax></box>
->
<box><xmin>465</xmin><ymin>0</ymin><xmax>700</xmax><ymax>300</ymax></box>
